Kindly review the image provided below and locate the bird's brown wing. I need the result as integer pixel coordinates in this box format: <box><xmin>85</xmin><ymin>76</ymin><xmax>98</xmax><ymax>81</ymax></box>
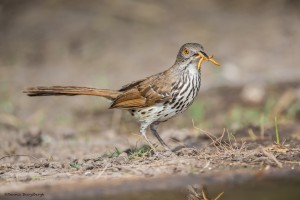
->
<box><xmin>110</xmin><ymin>73</ymin><xmax>172</xmax><ymax>109</ymax></box>
<box><xmin>119</xmin><ymin>79</ymin><xmax>144</xmax><ymax>92</ymax></box>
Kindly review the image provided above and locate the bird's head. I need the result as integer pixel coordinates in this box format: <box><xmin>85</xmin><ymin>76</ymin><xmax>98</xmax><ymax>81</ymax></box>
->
<box><xmin>176</xmin><ymin>43</ymin><xmax>220</xmax><ymax>70</ymax></box>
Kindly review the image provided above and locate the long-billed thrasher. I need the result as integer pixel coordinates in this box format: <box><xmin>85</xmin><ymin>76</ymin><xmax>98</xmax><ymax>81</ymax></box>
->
<box><xmin>24</xmin><ymin>43</ymin><xmax>220</xmax><ymax>150</ymax></box>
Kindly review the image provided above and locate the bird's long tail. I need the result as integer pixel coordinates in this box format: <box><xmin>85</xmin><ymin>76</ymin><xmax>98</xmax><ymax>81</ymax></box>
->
<box><xmin>23</xmin><ymin>86</ymin><xmax>122</xmax><ymax>100</ymax></box>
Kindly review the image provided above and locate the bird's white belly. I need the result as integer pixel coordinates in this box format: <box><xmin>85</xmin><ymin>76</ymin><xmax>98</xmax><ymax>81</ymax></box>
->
<box><xmin>131</xmin><ymin>67</ymin><xmax>201</xmax><ymax>124</ymax></box>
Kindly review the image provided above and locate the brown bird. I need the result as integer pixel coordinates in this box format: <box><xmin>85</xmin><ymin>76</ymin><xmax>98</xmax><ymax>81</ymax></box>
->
<box><xmin>24</xmin><ymin>43</ymin><xmax>220</xmax><ymax>150</ymax></box>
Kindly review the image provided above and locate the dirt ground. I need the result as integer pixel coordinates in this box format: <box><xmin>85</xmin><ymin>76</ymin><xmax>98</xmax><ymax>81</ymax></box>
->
<box><xmin>1</xmin><ymin>83</ymin><xmax>300</xmax><ymax>196</ymax></box>
<box><xmin>1</xmin><ymin>128</ymin><xmax>300</xmax><ymax>183</ymax></box>
<box><xmin>0</xmin><ymin>0</ymin><xmax>300</xmax><ymax>198</ymax></box>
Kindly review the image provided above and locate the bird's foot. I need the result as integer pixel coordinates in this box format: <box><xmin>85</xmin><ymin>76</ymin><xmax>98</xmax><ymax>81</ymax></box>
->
<box><xmin>142</xmin><ymin>135</ymin><xmax>158</xmax><ymax>153</ymax></box>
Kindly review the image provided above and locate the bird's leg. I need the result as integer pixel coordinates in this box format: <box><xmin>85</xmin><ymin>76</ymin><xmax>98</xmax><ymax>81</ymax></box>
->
<box><xmin>150</xmin><ymin>123</ymin><xmax>171</xmax><ymax>151</ymax></box>
<box><xmin>139</xmin><ymin>124</ymin><xmax>157</xmax><ymax>152</ymax></box>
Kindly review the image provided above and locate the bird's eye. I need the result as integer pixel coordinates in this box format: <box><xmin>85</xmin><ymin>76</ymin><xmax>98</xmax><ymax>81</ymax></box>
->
<box><xmin>183</xmin><ymin>48</ymin><xmax>189</xmax><ymax>55</ymax></box>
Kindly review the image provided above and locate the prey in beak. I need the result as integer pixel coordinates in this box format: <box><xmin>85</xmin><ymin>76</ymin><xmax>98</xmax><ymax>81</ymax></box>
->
<box><xmin>196</xmin><ymin>51</ymin><xmax>220</xmax><ymax>70</ymax></box>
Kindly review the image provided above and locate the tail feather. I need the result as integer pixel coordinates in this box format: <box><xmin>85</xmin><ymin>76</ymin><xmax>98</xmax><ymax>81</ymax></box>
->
<box><xmin>23</xmin><ymin>86</ymin><xmax>121</xmax><ymax>100</ymax></box>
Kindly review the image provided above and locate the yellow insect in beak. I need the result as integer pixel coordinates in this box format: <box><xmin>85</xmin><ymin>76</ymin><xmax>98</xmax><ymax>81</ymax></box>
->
<box><xmin>196</xmin><ymin>51</ymin><xmax>220</xmax><ymax>70</ymax></box>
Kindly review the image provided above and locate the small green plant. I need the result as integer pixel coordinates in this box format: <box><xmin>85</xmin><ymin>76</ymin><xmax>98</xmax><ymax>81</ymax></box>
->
<box><xmin>128</xmin><ymin>145</ymin><xmax>153</xmax><ymax>159</ymax></box>
<box><xmin>108</xmin><ymin>147</ymin><xmax>122</xmax><ymax>158</ymax></box>
<box><xmin>98</xmin><ymin>147</ymin><xmax>122</xmax><ymax>160</ymax></box>
<box><xmin>274</xmin><ymin>116</ymin><xmax>280</xmax><ymax>145</ymax></box>
<box><xmin>190</xmin><ymin>167</ymin><xmax>198</xmax><ymax>175</ymax></box>
<box><xmin>69</xmin><ymin>161</ymin><xmax>81</xmax><ymax>169</ymax></box>
<box><xmin>31</xmin><ymin>175</ymin><xmax>41</xmax><ymax>180</ymax></box>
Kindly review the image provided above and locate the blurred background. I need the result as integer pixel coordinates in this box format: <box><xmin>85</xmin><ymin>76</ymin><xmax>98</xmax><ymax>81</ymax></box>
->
<box><xmin>0</xmin><ymin>0</ymin><xmax>299</xmax><ymax>153</ymax></box>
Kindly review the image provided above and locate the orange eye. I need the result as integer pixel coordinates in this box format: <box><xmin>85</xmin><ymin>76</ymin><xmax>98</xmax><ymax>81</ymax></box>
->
<box><xmin>183</xmin><ymin>48</ymin><xmax>189</xmax><ymax>55</ymax></box>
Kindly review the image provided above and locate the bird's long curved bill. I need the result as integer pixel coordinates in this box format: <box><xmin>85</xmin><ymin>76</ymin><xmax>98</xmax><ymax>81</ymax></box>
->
<box><xmin>196</xmin><ymin>51</ymin><xmax>220</xmax><ymax>70</ymax></box>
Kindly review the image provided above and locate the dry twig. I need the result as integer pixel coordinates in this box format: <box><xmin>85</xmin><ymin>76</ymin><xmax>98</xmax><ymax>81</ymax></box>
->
<box><xmin>258</xmin><ymin>145</ymin><xmax>283</xmax><ymax>168</ymax></box>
